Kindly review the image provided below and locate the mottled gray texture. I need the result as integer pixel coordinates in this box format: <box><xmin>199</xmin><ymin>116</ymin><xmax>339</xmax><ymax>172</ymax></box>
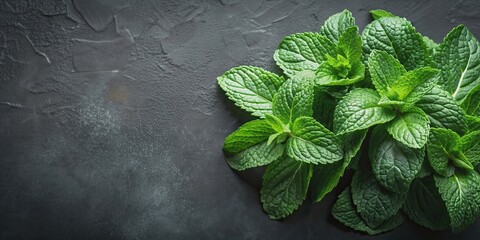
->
<box><xmin>0</xmin><ymin>0</ymin><xmax>479</xmax><ymax>239</ymax></box>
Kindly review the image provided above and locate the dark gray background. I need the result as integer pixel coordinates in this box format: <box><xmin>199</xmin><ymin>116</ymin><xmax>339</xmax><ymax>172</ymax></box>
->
<box><xmin>1</xmin><ymin>0</ymin><xmax>479</xmax><ymax>239</ymax></box>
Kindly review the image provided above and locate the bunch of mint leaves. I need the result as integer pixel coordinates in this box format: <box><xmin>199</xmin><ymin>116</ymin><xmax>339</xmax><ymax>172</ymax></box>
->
<box><xmin>218</xmin><ymin>9</ymin><xmax>480</xmax><ymax>235</ymax></box>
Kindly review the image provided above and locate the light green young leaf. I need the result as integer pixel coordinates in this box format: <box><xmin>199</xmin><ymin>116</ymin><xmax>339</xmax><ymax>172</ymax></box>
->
<box><xmin>435</xmin><ymin>170</ymin><xmax>480</xmax><ymax>232</ymax></box>
<box><xmin>332</xmin><ymin>187</ymin><xmax>405</xmax><ymax>235</ymax></box>
<box><xmin>272</xmin><ymin>71</ymin><xmax>314</xmax><ymax>124</ymax></box>
<box><xmin>416</xmin><ymin>85</ymin><xmax>467</xmax><ymax>134</ymax></box>
<box><xmin>459</xmin><ymin>130</ymin><xmax>480</xmax><ymax>165</ymax></box>
<box><xmin>370</xmin><ymin>9</ymin><xmax>395</xmax><ymax>20</ymax></box>
<box><xmin>338</xmin><ymin>26</ymin><xmax>362</xmax><ymax>61</ymax></box>
<box><xmin>390</xmin><ymin>67</ymin><xmax>439</xmax><ymax>101</ymax></box>
<box><xmin>403</xmin><ymin>177</ymin><xmax>450</xmax><ymax>230</ymax></box>
<box><xmin>274</xmin><ymin>33</ymin><xmax>337</xmax><ymax>77</ymax></box>
<box><xmin>264</xmin><ymin>114</ymin><xmax>286</xmax><ymax>133</ymax></box>
<box><xmin>315</xmin><ymin>60</ymin><xmax>365</xmax><ymax>86</ymax></box>
<box><xmin>226</xmin><ymin>141</ymin><xmax>285</xmax><ymax>171</ymax></box>
<box><xmin>386</xmin><ymin>108</ymin><xmax>430</xmax><ymax>149</ymax></box>
<box><xmin>368</xmin><ymin>50</ymin><xmax>406</xmax><ymax>98</ymax></box>
<box><xmin>311</xmin><ymin>129</ymin><xmax>367</xmax><ymax>202</ymax></box>
<box><xmin>351</xmin><ymin>168</ymin><xmax>406</xmax><ymax>228</ymax></box>
<box><xmin>363</xmin><ymin>17</ymin><xmax>430</xmax><ymax>70</ymax></box>
<box><xmin>370</xmin><ymin>126</ymin><xmax>425</xmax><ymax>193</ymax></box>
<box><xmin>334</xmin><ymin>88</ymin><xmax>396</xmax><ymax>135</ymax></box>
<box><xmin>320</xmin><ymin>9</ymin><xmax>356</xmax><ymax>43</ymax></box>
<box><xmin>224</xmin><ymin>119</ymin><xmax>277</xmax><ymax>154</ymax></box>
<box><xmin>377</xmin><ymin>95</ymin><xmax>404</xmax><ymax>107</ymax></box>
<box><xmin>218</xmin><ymin>66</ymin><xmax>285</xmax><ymax>117</ymax></box>
<box><xmin>261</xmin><ymin>156</ymin><xmax>312</xmax><ymax>220</ymax></box>
<box><xmin>287</xmin><ymin>116</ymin><xmax>343</xmax><ymax>164</ymax></box>
<box><xmin>427</xmin><ymin>128</ymin><xmax>459</xmax><ymax>177</ymax></box>
<box><xmin>461</xmin><ymin>84</ymin><xmax>480</xmax><ymax>116</ymax></box>
<box><xmin>435</xmin><ymin>25</ymin><xmax>480</xmax><ymax>102</ymax></box>
<box><xmin>423</xmin><ymin>36</ymin><xmax>438</xmax><ymax>55</ymax></box>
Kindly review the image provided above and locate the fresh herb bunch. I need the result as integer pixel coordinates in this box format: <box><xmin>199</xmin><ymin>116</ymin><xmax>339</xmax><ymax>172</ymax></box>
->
<box><xmin>218</xmin><ymin>9</ymin><xmax>480</xmax><ymax>235</ymax></box>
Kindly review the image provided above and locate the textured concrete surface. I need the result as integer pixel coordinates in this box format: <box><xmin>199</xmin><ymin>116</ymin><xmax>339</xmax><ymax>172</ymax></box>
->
<box><xmin>0</xmin><ymin>0</ymin><xmax>479</xmax><ymax>239</ymax></box>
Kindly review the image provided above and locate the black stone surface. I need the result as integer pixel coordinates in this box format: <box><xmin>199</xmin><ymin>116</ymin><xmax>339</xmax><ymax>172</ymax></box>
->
<box><xmin>1</xmin><ymin>0</ymin><xmax>479</xmax><ymax>239</ymax></box>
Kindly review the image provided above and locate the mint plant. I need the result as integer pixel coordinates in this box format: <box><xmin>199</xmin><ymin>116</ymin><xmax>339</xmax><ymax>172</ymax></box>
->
<box><xmin>218</xmin><ymin>9</ymin><xmax>480</xmax><ymax>234</ymax></box>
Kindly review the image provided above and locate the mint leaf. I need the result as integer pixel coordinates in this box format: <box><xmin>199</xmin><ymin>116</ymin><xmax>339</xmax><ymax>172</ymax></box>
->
<box><xmin>435</xmin><ymin>25</ymin><xmax>480</xmax><ymax>102</ymax></box>
<box><xmin>427</xmin><ymin>128</ymin><xmax>459</xmax><ymax>177</ymax></box>
<box><xmin>368</xmin><ymin>50</ymin><xmax>406</xmax><ymax>98</ymax></box>
<box><xmin>434</xmin><ymin>170</ymin><xmax>480</xmax><ymax>232</ymax></box>
<box><xmin>363</xmin><ymin>17</ymin><xmax>429</xmax><ymax>70</ymax></box>
<box><xmin>312</xmin><ymin>87</ymin><xmax>336</xmax><ymax>130</ymax></box>
<box><xmin>261</xmin><ymin>156</ymin><xmax>312</xmax><ymax>219</ymax></box>
<box><xmin>386</xmin><ymin>108</ymin><xmax>430</xmax><ymax>149</ymax></box>
<box><xmin>320</xmin><ymin>9</ymin><xmax>356</xmax><ymax>43</ymax></box>
<box><xmin>224</xmin><ymin>119</ymin><xmax>276</xmax><ymax>153</ymax></box>
<box><xmin>338</xmin><ymin>26</ymin><xmax>362</xmax><ymax>61</ymax></box>
<box><xmin>391</xmin><ymin>67</ymin><xmax>438</xmax><ymax>101</ymax></box>
<box><xmin>334</xmin><ymin>88</ymin><xmax>396</xmax><ymax>135</ymax></box>
<box><xmin>287</xmin><ymin>116</ymin><xmax>343</xmax><ymax>164</ymax></box>
<box><xmin>332</xmin><ymin>187</ymin><xmax>405</xmax><ymax>235</ymax></box>
<box><xmin>466</xmin><ymin>115</ymin><xmax>480</xmax><ymax>133</ymax></box>
<box><xmin>311</xmin><ymin>129</ymin><xmax>367</xmax><ymax>202</ymax></box>
<box><xmin>459</xmin><ymin>130</ymin><xmax>480</xmax><ymax>165</ymax></box>
<box><xmin>423</xmin><ymin>36</ymin><xmax>438</xmax><ymax>55</ymax></box>
<box><xmin>315</xmin><ymin>60</ymin><xmax>365</xmax><ymax>86</ymax></box>
<box><xmin>274</xmin><ymin>33</ymin><xmax>336</xmax><ymax>77</ymax></box>
<box><xmin>370</xmin><ymin>9</ymin><xmax>395</xmax><ymax>20</ymax></box>
<box><xmin>351</xmin><ymin>168</ymin><xmax>406</xmax><ymax>228</ymax></box>
<box><xmin>226</xmin><ymin>141</ymin><xmax>285</xmax><ymax>171</ymax></box>
<box><xmin>403</xmin><ymin>177</ymin><xmax>450</xmax><ymax>230</ymax></box>
<box><xmin>218</xmin><ymin>66</ymin><xmax>285</xmax><ymax>117</ymax></box>
<box><xmin>416</xmin><ymin>85</ymin><xmax>467</xmax><ymax>134</ymax></box>
<box><xmin>370</xmin><ymin>126</ymin><xmax>425</xmax><ymax>193</ymax></box>
<box><xmin>272</xmin><ymin>72</ymin><xmax>314</xmax><ymax>124</ymax></box>
<box><xmin>461</xmin><ymin>84</ymin><xmax>480</xmax><ymax>116</ymax></box>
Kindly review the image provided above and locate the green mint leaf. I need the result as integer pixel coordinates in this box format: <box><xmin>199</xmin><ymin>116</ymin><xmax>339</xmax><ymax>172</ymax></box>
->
<box><xmin>311</xmin><ymin>129</ymin><xmax>367</xmax><ymax>202</ymax></box>
<box><xmin>370</xmin><ymin>126</ymin><xmax>425</xmax><ymax>193</ymax></box>
<box><xmin>274</xmin><ymin>33</ymin><xmax>336</xmax><ymax>77</ymax></box>
<box><xmin>370</xmin><ymin>9</ymin><xmax>395</xmax><ymax>20</ymax></box>
<box><xmin>427</xmin><ymin>128</ymin><xmax>459</xmax><ymax>177</ymax></box>
<box><xmin>368</xmin><ymin>50</ymin><xmax>407</xmax><ymax>98</ymax></box>
<box><xmin>399</xmin><ymin>68</ymin><xmax>439</xmax><ymax>111</ymax></box>
<box><xmin>461</xmin><ymin>84</ymin><xmax>480</xmax><ymax>116</ymax></box>
<box><xmin>377</xmin><ymin>95</ymin><xmax>404</xmax><ymax>107</ymax></box>
<box><xmin>450</xmin><ymin>152</ymin><xmax>474</xmax><ymax>170</ymax></box>
<box><xmin>261</xmin><ymin>156</ymin><xmax>312</xmax><ymax>219</ymax></box>
<box><xmin>386</xmin><ymin>108</ymin><xmax>430</xmax><ymax>149</ymax></box>
<box><xmin>416</xmin><ymin>85</ymin><xmax>467</xmax><ymax>134</ymax></box>
<box><xmin>334</xmin><ymin>88</ymin><xmax>396</xmax><ymax>135</ymax></box>
<box><xmin>403</xmin><ymin>177</ymin><xmax>450</xmax><ymax>230</ymax></box>
<box><xmin>224</xmin><ymin>119</ymin><xmax>277</xmax><ymax>153</ymax></box>
<box><xmin>332</xmin><ymin>187</ymin><xmax>405</xmax><ymax>235</ymax></box>
<box><xmin>423</xmin><ymin>36</ymin><xmax>438</xmax><ymax>55</ymax></box>
<box><xmin>459</xmin><ymin>130</ymin><xmax>480</xmax><ymax>165</ymax></box>
<box><xmin>312</xmin><ymin>87</ymin><xmax>336</xmax><ymax>130</ymax></box>
<box><xmin>363</xmin><ymin>17</ymin><xmax>429</xmax><ymax>70</ymax></box>
<box><xmin>218</xmin><ymin>66</ymin><xmax>285</xmax><ymax>117</ymax></box>
<box><xmin>316</xmin><ymin>61</ymin><xmax>365</xmax><ymax>86</ymax></box>
<box><xmin>272</xmin><ymin>71</ymin><xmax>314</xmax><ymax>124</ymax></box>
<box><xmin>226</xmin><ymin>141</ymin><xmax>285</xmax><ymax>171</ymax></box>
<box><xmin>287</xmin><ymin>116</ymin><xmax>343</xmax><ymax>164</ymax></box>
<box><xmin>466</xmin><ymin>115</ymin><xmax>480</xmax><ymax>133</ymax></box>
<box><xmin>391</xmin><ymin>67</ymin><xmax>439</xmax><ymax>101</ymax></box>
<box><xmin>435</xmin><ymin>25</ymin><xmax>480</xmax><ymax>102</ymax></box>
<box><xmin>338</xmin><ymin>26</ymin><xmax>362</xmax><ymax>61</ymax></box>
<box><xmin>351</xmin><ymin>168</ymin><xmax>406</xmax><ymax>228</ymax></box>
<box><xmin>434</xmin><ymin>170</ymin><xmax>480</xmax><ymax>232</ymax></box>
<box><xmin>265</xmin><ymin>114</ymin><xmax>288</xmax><ymax>133</ymax></box>
<box><xmin>320</xmin><ymin>9</ymin><xmax>356</xmax><ymax>43</ymax></box>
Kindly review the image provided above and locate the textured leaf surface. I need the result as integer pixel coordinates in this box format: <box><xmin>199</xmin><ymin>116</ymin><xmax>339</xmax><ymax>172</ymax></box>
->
<box><xmin>332</xmin><ymin>187</ymin><xmax>405</xmax><ymax>235</ymax></box>
<box><xmin>334</xmin><ymin>88</ymin><xmax>396</xmax><ymax>135</ymax></box>
<box><xmin>274</xmin><ymin>33</ymin><xmax>336</xmax><ymax>77</ymax></box>
<box><xmin>435</xmin><ymin>170</ymin><xmax>480</xmax><ymax>232</ymax></box>
<box><xmin>315</xmin><ymin>61</ymin><xmax>365</xmax><ymax>86</ymax></box>
<box><xmin>386</xmin><ymin>108</ymin><xmax>430</xmax><ymax>149</ymax></box>
<box><xmin>226</xmin><ymin>141</ymin><xmax>285</xmax><ymax>171</ymax></box>
<box><xmin>416</xmin><ymin>85</ymin><xmax>467</xmax><ymax>134</ymax></box>
<box><xmin>338</xmin><ymin>27</ymin><xmax>362</xmax><ymax>61</ymax></box>
<box><xmin>370</xmin><ymin>126</ymin><xmax>425</xmax><ymax>193</ymax></box>
<box><xmin>370</xmin><ymin>9</ymin><xmax>395</xmax><ymax>20</ymax></box>
<box><xmin>466</xmin><ymin>115</ymin><xmax>480</xmax><ymax>133</ymax></box>
<box><xmin>427</xmin><ymin>128</ymin><xmax>459</xmax><ymax>177</ymax></box>
<box><xmin>403</xmin><ymin>177</ymin><xmax>450</xmax><ymax>230</ymax></box>
<box><xmin>351</xmin><ymin>168</ymin><xmax>406</xmax><ymax>228</ymax></box>
<box><xmin>273</xmin><ymin>72</ymin><xmax>314</xmax><ymax>124</ymax></box>
<box><xmin>218</xmin><ymin>66</ymin><xmax>285</xmax><ymax>117</ymax></box>
<box><xmin>368</xmin><ymin>50</ymin><xmax>406</xmax><ymax>97</ymax></box>
<box><xmin>362</xmin><ymin>17</ymin><xmax>429</xmax><ymax>70</ymax></box>
<box><xmin>434</xmin><ymin>25</ymin><xmax>480</xmax><ymax>101</ymax></box>
<box><xmin>311</xmin><ymin>130</ymin><xmax>367</xmax><ymax>202</ymax></box>
<box><xmin>459</xmin><ymin>130</ymin><xmax>480</xmax><ymax>165</ymax></box>
<box><xmin>461</xmin><ymin>84</ymin><xmax>480</xmax><ymax>116</ymax></box>
<box><xmin>261</xmin><ymin>156</ymin><xmax>312</xmax><ymax>219</ymax></box>
<box><xmin>224</xmin><ymin>119</ymin><xmax>276</xmax><ymax>153</ymax></box>
<box><xmin>320</xmin><ymin>9</ymin><xmax>356</xmax><ymax>43</ymax></box>
<box><xmin>287</xmin><ymin>117</ymin><xmax>343</xmax><ymax>164</ymax></box>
